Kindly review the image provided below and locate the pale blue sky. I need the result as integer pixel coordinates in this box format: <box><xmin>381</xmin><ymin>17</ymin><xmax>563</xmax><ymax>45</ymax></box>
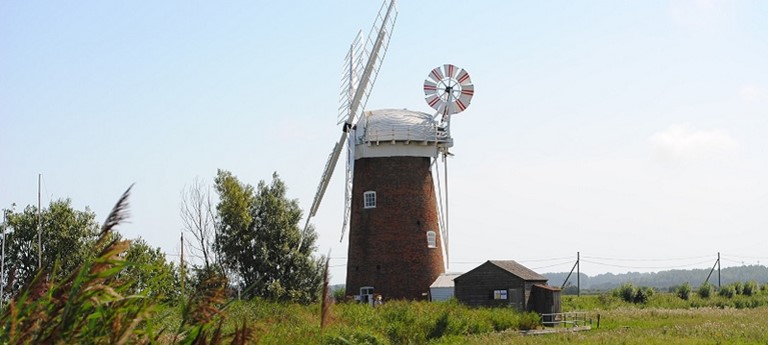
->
<box><xmin>2</xmin><ymin>1</ymin><xmax>767</xmax><ymax>283</ymax></box>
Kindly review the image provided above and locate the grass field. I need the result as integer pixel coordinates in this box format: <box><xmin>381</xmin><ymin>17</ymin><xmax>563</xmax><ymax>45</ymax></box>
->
<box><xmin>459</xmin><ymin>306</ymin><xmax>768</xmax><ymax>345</ymax></box>
<box><xmin>146</xmin><ymin>292</ymin><xmax>768</xmax><ymax>344</ymax></box>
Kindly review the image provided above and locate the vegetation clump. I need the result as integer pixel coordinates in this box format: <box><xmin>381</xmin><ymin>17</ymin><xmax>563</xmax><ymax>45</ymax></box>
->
<box><xmin>676</xmin><ymin>282</ymin><xmax>692</xmax><ymax>300</ymax></box>
<box><xmin>697</xmin><ymin>282</ymin><xmax>713</xmax><ymax>299</ymax></box>
<box><xmin>0</xmin><ymin>187</ymin><xmax>249</xmax><ymax>344</ymax></box>
<box><xmin>614</xmin><ymin>283</ymin><xmax>654</xmax><ymax>304</ymax></box>
<box><xmin>743</xmin><ymin>281</ymin><xmax>759</xmax><ymax>296</ymax></box>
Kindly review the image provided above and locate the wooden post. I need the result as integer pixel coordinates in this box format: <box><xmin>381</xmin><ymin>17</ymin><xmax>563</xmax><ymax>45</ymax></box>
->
<box><xmin>717</xmin><ymin>252</ymin><xmax>721</xmax><ymax>289</ymax></box>
<box><xmin>38</xmin><ymin>173</ymin><xmax>42</xmax><ymax>270</ymax></box>
<box><xmin>577</xmin><ymin>251</ymin><xmax>580</xmax><ymax>297</ymax></box>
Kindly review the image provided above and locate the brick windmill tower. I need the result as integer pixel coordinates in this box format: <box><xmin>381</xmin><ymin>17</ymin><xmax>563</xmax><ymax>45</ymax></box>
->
<box><xmin>304</xmin><ymin>0</ymin><xmax>474</xmax><ymax>301</ymax></box>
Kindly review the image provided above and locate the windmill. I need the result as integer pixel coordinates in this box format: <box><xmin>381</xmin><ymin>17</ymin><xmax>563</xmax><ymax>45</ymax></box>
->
<box><xmin>305</xmin><ymin>0</ymin><xmax>474</xmax><ymax>300</ymax></box>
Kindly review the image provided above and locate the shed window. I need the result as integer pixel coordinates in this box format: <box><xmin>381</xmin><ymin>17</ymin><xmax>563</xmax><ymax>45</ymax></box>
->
<box><xmin>426</xmin><ymin>231</ymin><xmax>437</xmax><ymax>248</ymax></box>
<box><xmin>493</xmin><ymin>290</ymin><xmax>508</xmax><ymax>300</ymax></box>
<box><xmin>363</xmin><ymin>191</ymin><xmax>376</xmax><ymax>209</ymax></box>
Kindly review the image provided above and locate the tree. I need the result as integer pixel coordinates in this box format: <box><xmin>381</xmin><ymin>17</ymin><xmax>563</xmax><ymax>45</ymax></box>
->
<box><xmin>118</xmin><ymin>237</ymin><xmax>180</xmax><ymax>301</ymax></box>
<box><xmin>2</xmin><ymin>199</ymin><xmax>99</xmax><ymax>297</ymax></box>
<box><xmin>214</xmin><ymin>170</ymin><xmax>323</xmax><ymax>303</ymax></box>
<box><xmin>180</xmin><ymin>177</ymin><xmax>217</xmax><ymax>269</ymax></box>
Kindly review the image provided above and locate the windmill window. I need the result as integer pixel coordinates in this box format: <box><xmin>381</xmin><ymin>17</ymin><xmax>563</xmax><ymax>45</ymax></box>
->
<box><xmin>363</xmin><ymin>191</ymin><xmax>376</xmax><ymax>209</ymax></box>
<box><xmin>426</xmin><ymin>231</ymin><xmax>437</xmax><ymax>248</ymax></box>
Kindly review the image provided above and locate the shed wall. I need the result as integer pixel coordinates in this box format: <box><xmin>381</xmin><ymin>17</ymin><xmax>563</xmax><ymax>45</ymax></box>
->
<box><xmin>529</xmin><ymin>286</ymin><xmax>562</xmax><ymax>314</ymax></box>
<box><xmin>429</xmin><ymin>287</ymin><xmax>454</xmax><ymax>302</ymax></box>
<box><xmin>455</xmin><ymin>263</ymin><xmax>534</xmax><ymax>309</ymax></box>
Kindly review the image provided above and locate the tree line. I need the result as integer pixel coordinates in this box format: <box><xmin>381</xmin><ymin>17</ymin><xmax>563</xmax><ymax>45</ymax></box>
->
<box><xmin>546</xmin><ymin>265</ymin><xmax>768</xmax><ymax>292</ymax></box>
<box><xmin>0</xmin><ymin>169</ymin><xmax>323</xmax><ymax>304</ymax></box>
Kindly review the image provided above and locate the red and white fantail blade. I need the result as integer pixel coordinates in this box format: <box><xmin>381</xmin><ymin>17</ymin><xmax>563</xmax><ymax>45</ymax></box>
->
<box><xmin>425</xmin><ymin>94</ymin><xmax>443</xmax><ymax>110</ymax></box>
<box><xmin>443</xmin><ymin>64</ymin><xmax>457</xmax><ymax>79</ymax></box>
<box><xmin>456</xmin><ymin>68</ymin><xmax>472</xmax><ymax>85</ymax></box>
<box><xmin>429</xmin><ymin>67</ymin><xmax>444</xmax><ymax>83</ymax></box>
<box><xmin>423</xmin><ymin>80</ymin><xmax>437</xmax><ymax>96</ymax></box>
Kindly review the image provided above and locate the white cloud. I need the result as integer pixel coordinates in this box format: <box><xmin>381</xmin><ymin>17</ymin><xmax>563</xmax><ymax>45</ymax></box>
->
<box><xmin>738</xmin><ymin>84</ymin><xmax>768</xmax><ymax>102</ymax></box>
<box><xmin>649</xmin><ymin>124</ymin><xmax>739</xmax><ymax>161</ymax></box>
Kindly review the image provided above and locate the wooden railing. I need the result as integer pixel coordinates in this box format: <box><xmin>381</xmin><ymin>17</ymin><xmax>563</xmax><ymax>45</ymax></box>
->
<box><xmin>540</xmin><ymin>312</ymin><xmax>590</xmax><ymax>328</ymax></box>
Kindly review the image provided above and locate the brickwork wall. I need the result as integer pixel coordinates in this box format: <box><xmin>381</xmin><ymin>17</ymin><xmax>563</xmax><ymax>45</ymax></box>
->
<box><xmin>345</xmin><ymin>156</ymin><xmax>445</xmax><ymax>300</ymax></box>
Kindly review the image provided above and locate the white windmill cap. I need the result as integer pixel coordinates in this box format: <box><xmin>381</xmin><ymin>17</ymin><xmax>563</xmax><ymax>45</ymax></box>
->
<box><xmin>354</xmin><ymin>108</ymin><xmax>452</xmax><ymax>159</ymax></box>
<box><xmin>362</xmin><ymin>108</ymin><xmax>442</xmax><ymax>143</ymax></box>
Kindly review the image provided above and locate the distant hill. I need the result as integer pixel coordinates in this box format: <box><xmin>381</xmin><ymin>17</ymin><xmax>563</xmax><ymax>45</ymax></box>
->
<box><xmin>544</xmin><ymin>265</ymin><xmax>768</xmax><ymax>291</ymax></box>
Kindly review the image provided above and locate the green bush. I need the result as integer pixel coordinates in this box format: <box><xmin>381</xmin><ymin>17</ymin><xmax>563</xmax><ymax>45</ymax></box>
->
<box><xmin>634</xmin><ymin>287</ymin><xmax>651</xmax><ymax>304</ymax></box>
<box><xmin>733</xmin><ymin>281</ymin><xmax>744</xmax><ymax>295</ymax></box>
<box><xmin>323</xmin><ymin>330</ymin><xmax>386</xmax><ymax>345</ymax></box>
<box><xmin>698</xmin><ymin>283</ymin><xmax>713</xmax><ymax>299</ymax></box>
<box><xmin>484</xmin><ymin>309</ymin><xmax>518</xmax><ymax>332</ymax></box>
<box><xmin>517</xmin><ymin>312</ymin><xmax>542</xmax><ymax>330</ymax></box>
<box><xmin>676</xmin><ymin>282</ymin><xmax>692</xmax><ymax>300</ymax></box>
<box><xmin>719</xmin><ymin>284</ymin><xmax>736</xmax><ymax>298</ymax></box>
<box><xmin>743</xmin><ymin>281</ymin><xmax>759</xmax><ymax>296</ymax></box>
<box><xmin>615</xmin><ymin>283</ymin><xmax>636</xmax><ymax>303</ymax></box>
<box><xmin>333</xmin><ymin>287</ymin><xmax>346</xmax><ymax>302</ymax></box>
<box><xmin>612</xmin><ymin>283</ymin><xmax>655</xmax><ymax>304</ymax></box>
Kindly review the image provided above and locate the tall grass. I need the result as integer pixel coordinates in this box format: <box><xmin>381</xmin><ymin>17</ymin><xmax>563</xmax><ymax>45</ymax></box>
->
<box><xmin>0</xmin><ymin>186</ymin><xmax>249</xmax><ymax>344</ymax></box>
<box><xmin>203</xmin><ymin>298</ymin><xmax>541</xmax><ymax>344</ymax></box>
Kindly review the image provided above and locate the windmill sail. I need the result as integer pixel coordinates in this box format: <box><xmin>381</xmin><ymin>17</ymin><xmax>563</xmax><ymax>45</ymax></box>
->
<box><xmin>303</xmin><ymin>0</ymin><xmax>398</xmax><ymax>240</ymax></box>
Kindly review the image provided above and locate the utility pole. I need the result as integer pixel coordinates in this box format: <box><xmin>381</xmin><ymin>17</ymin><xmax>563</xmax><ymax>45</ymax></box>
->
<box><xmin>704</xmin><ymin>252</ymin><xmax>721</xmax><ymax>288</ymax></box>
<box><xmin>38</xmin><ymin>173</ymin><xmax>42</xmax><ymax>270</ymax></box>
<box><xmin>577</xmin><ymin>251</ymin><xmax>580</xmax><ymax>297</ymax></box>
<box><xmin>180</xmin><ymin>232</ymin><xmax>185</xmax><ymax>297</ymax></box>
<box><xmin>717</xmin><ymin>252</ymin><xmax>721</xmax><ymax>289</ymax></box>
<box><xmin>561</xmin><ymin>252</ymin><xmax>581</xmax><ymax>294</ymax></box>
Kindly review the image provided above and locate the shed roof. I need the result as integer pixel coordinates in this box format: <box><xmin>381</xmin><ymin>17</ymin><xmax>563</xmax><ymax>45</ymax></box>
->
<box><xmin>487</xmin><ymin>260</ymin><xmax>548</xmax><ymax>281</ymax></box>
<box><xmin>430</xmin><ymin>273</ymin><xmax>463</xmax><ymax>288</ymax></box>
<box><xmin>533</xmin><ymin>284</ymin><xmax>561</xmax><ymax>292</ymax></box>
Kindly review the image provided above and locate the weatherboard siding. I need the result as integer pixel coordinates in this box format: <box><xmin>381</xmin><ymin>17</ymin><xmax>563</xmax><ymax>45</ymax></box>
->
<box><xmin>454</xmin><ymin>261</ymin><xmax>547</xmax><ymax>310</ymax></box>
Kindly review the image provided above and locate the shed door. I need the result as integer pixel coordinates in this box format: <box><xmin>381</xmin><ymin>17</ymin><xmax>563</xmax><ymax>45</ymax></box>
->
<box><xmin>509</xmin><ymin>288</ymin><xmax>523</xmax><ymax>311</ymax></box>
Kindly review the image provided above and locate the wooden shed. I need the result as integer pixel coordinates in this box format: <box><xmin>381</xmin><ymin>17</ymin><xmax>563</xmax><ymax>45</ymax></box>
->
<box><xmin>453</xmin><ymin>260</ymin><xmax>560</xmax><ymax>313</ymax></box>
<box><xmin>530</xmin><ymin>284</ymin><xmax>561</xmax><ymax>315</ymax></box>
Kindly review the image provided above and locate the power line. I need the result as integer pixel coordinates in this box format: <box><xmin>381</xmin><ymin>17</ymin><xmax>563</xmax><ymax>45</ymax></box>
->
<box><xmin>531</xmin><ymin>260</ymin><xmax>575</xmax><ymax>270</ymax></box>
<box><xmin>581</xmin><ymin>258</ymin><xmax>713</xmax><ymax>270</ymax></box>
<box><xmin>720</xmin><ymin>258</ymin><xmax>752</xmax><ymax>265</ymax></box>
<box><xmin>721</xmin><ymin>253</ymin><xmax>768</xmax><ymax>260</ymax></box>
<box><xmin>581</xmin><ymin>254</ymin><xmax>712</xmax><ymax>262</ymax></box>
<box><xmin>518</xmin><ymin>256</ymin><xmax>573</xmax><ymax>263</ymax></box>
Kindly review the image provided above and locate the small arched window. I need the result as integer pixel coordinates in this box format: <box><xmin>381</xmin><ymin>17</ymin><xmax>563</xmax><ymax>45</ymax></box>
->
<box><xmin>364</xmin><ymin>191</ymin><xmax>376</xmax><ymax>209</ymax></box>
<box><xmin>426</xmin><ymin>230</ymin><xmax>437</xmax><ymax>248</ymax></box>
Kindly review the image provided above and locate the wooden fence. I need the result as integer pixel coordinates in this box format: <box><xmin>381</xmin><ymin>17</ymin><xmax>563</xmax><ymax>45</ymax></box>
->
<box><xmin>540</xmin><ymin>312</ymin><xmax>590</xmax><ymax>328</ymax></box>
